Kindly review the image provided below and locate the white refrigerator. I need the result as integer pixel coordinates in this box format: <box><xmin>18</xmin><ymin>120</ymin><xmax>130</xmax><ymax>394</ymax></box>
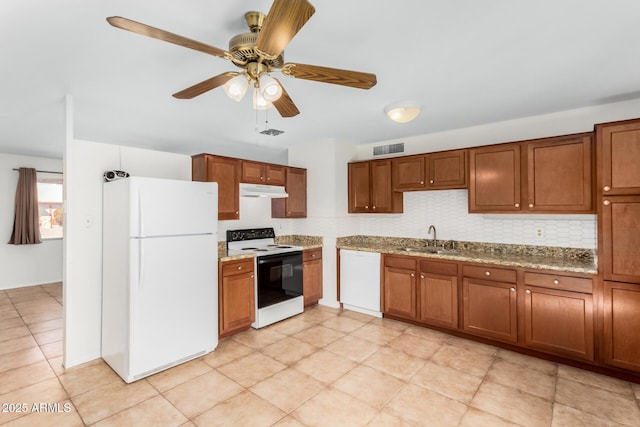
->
<box><xmin>102</xmin><ymin>177</ymin><xmax>218</xmax><ymax>383</ymax></box>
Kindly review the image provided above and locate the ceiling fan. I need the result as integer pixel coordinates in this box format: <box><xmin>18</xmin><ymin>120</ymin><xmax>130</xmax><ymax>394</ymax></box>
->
<box><xmin>107</xmin><ymin>0</ymin><xmax>377</xmax><ymax>118</ymax></box>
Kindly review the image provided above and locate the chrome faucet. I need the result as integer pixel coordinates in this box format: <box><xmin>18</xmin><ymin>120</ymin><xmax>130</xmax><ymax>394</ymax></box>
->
<box><xmin>428</xmin><ymin>225</ymin><xmax>437</xmax><ymax>247</ymax></box>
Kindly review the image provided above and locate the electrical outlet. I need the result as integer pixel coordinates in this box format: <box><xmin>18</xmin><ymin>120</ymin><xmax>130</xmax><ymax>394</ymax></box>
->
<box><xmin>536</xmin><ymin>227</ymin><xmax>544</xmax><ymax>238</ymax></box>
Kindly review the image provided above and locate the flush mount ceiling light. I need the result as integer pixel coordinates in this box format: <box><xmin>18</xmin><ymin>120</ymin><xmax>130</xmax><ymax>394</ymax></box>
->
<box><xmin>385</xmin><ymin>104</ymin><xmax>421</xmax><ymax>124</ymax></box>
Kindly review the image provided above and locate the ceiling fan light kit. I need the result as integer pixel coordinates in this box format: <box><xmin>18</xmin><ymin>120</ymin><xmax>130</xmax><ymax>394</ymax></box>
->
<box><xmin>385</xmin><ymin>104</ymin><xmax>421</xmax><ymax>124</ymax></box>
<box><xmin>106</xmin><ymin>0</ymin><xmax>377</xmax><ymax>118</ymax></box>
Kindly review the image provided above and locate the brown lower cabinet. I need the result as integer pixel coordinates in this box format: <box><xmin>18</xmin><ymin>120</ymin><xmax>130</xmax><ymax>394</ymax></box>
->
<box><xmin>219</xmin><ymin>258</ymin><xmax>255</xmax><ymax>338</ymax></box>
<box><xmin>378</xmin><ymin>254</ymin><xmax>623</xmax><ymax>377</ymax></box>
<box><xmin>303</xmin><ymin>248</ymin><xmax>323</xmax><ymax>307</ymax></box>
<box><xmin>604</xmin><ymin>281</ymin><xmax>640</xmax><ymax>372</ymax></box>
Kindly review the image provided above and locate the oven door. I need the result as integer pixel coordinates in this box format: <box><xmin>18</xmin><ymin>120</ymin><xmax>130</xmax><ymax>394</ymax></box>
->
<box><xmin>256</xmin><ymin>251</ymin><xmax>303</xmax><ymax>308</ymax></box>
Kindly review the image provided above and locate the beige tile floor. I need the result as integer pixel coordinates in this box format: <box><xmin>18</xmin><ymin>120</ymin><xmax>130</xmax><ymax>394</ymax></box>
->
<box><xmin>2</xmin><ymin>283</ymin><xmax>640</xmax><ymax>426</ymax></box>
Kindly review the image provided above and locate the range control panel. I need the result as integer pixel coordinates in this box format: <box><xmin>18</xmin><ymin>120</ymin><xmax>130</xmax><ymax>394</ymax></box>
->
<box><xmin>226</xmin><ymin>227</ymin><xmax>276</xmax><ymax>242</ymax></box>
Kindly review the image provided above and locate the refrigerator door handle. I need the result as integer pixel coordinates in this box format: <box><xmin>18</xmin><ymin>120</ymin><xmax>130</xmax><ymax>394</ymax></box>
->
<box><xmin>138</xmin><ymin>192</ymin><xmax>144</xmax><ymax>237</ymax></box>
<box><xmin>139</xmin><ymin>239</ymin><xmax>144</xmax><ymax>289</ymax></box>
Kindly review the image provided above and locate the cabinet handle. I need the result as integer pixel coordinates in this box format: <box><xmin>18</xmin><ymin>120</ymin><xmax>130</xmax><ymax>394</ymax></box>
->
<box><xmin>515</xmin><ymin>203</ymin><xmax>520</xmax><ymax>208</ymax></box>
<box><xmin>420</xmin><ymin>274</ymin><xmax>425</xmax><ymax>279</ymax></box>
<box><xmin>485</xmin><ymin>271</ymin><xmax>491</xmax><ymax>276</ymax></box>
<box><xmin>510</xmin><ymin>287</ymin><xmax>516</xmax><ymax>292</ymax></box>
<box><xmin>603</xmin><ymin>200</ymin><xmax>610</xmax><ymax>206</ymax></box>
<box><xmin>429</xmin><ymin>180</ymin><xmax>434</xmax><ymax>184</ymax></box>
<box><xmin>553</xmin><ymin>279</ymin><xmax>559</xmax><ymax>285</ymax></box>
<box><xmin>528</xmin><ymin>203</ymin><xmax>534</xmax><ymax>208</ymax></box>
<box><xmin>410</xmin><ymin>273</ymin><xmax>415</xmax><ymax>277</ymax></box>
<box><xmin>603</xmin><ymin>185</ymin><xmax>610</xmax><ymax>192</ymax></box>
<box><xmin>526</xmin><ymin>289</ymin><xmax>531</xmax><ymax>294</ymax></box>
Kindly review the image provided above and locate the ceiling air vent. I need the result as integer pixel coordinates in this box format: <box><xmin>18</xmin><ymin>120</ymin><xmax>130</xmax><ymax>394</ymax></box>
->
<box><xmin>373</xmin><ymin>143</ymin><xmax>404</xmax><ymax>156</ymax></box>
<box><xmin>259</xmin><ymin>128</ymin><xmax>284</xmax><ymax>136</ymax></box>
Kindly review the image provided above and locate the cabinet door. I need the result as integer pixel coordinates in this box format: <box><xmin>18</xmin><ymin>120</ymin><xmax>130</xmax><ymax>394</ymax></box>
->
<box><xmin>241</xmin><ymin>161</ymin><xmax>266</xmax><ymax>184</ymax></box>
<box><xmin>383</xmin><ymin>266</ymin><xmax>417</xmax><ymax>319</ymax></box>
<box><xmin>602</xmin><ymin>196</ymin><xmax>640</xmax><ymax>283</ymax></box>
<box><xmin>348</xmin><ymin>161</ymin><xmax>371</xmax><ymax>213</ymax></box>
<box><xmin>597</xmin><ymin>119</ymin><xmax>640</xmax><ymax>195</ymax></box>
<box><xmin>418</xmin><ymin>272</ymin><xmax>458</xmax><ymax>328</ymax></box>
<box><xmin>469</xmin><ymin>144</ymin><xmax>521</xmax><ymax>212</ymax></box>
<box><xmin>303</xmin><ymin>258</ymin><xmax>323</xmax><ymax>307</ymax></box>
<box><xmin>192</xmin><ymin>155</ymin><xmax>240</xmax><ymax>220</ymax></box>
<box><xmin>524</xmin><ymin>286</ymin><xmax>594</xmax><ymax>361</ymax></box>
<box><xmin>272</xmin><ymin>167</ymin><xmax>307</xmax><ymax>218</ymax></box>
<box><xmin>604</xmin><ymin>281</ymin><xmax>640</xmax><ymax>372</ymax></box>
<box><xmin>220</xmin><ymin>269</ymin><xmax>255</xmax><ymax>338</ymax></box>
<box><xmin>392</xmin><ymin>155</ymin><xmax>426</xmax><ymax>191</ymax></box>
<box><xmin>525</xmin><ymin>134</ymin><xmax>593</xmax><ymax>212</ymax></box>
<box><xmin>427</xmin><ymin>149</ymin><xmax>468</xmax><ymax>190</ymax></box>
<box><xmin>463</xmin><ymin>278</ymin><xmax>517</xmax><ymax>343</ymax></box>
<box><xmin>266</xmin><ymin>165</ymin><xmax>286</xmax><ymax>186</ymax></box>
<box><xmin>371</xmin><ymin>159</ymin><xmax>402</xmax><ymax>213</ymax></box>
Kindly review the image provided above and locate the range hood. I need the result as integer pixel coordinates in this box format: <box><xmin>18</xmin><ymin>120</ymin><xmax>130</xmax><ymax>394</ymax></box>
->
<box><xmin>239</xmin><ymin>183</ymin><xmax>288</xmax><ymax>198</ymax></box>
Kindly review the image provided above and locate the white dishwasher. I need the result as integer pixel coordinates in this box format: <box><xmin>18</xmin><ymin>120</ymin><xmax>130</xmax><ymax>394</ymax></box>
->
<box><xmin>339</xmin><ymin>250</ymin><xmax>382</xmax><ymax>318</ymax></box>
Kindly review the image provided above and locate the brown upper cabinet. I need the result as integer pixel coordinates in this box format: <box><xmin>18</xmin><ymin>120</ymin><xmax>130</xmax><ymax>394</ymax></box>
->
<box><xmin>392</xmin><ymin>149</ymin><xmax>468</xmax><ymax>191</ymax></box>
<box><xmin>469</xmin><ymin>143</ymin><xmax>521</xmax><ymax>212</ymax></box>
<box><xmin>596</xmin><ymin>119</ymin><xmax>640</xmax><ymax>196</ymax></box>
<box><xmin>192</xmin><ymin>154</ymin><xmax>241</xmax><ymax>220</ymax></box>
<box><xmin>272</xmin><ymin>167</ymin><xmax>307</xmax><ymax>218</ymax></box>
<box><xmin>469</xmin><ymin>133</ymin><xmax>594</xmax><ymax>213</ymax></box>
<box><xmin>348</xmin><ymin>159</ymin><xmax>403</xmax><ymax>213</ymax></box>
<box><xmin>241</xmin><ymin>161</ymin><xmax>286</xmax><ymax>186</ymax></box>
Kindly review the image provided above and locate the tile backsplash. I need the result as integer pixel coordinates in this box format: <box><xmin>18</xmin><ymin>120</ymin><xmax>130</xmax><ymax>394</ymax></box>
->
<box><xmin>218</xmin><ymin>189</ymin><xmax>597</xmax><ymax>250</ymax></box>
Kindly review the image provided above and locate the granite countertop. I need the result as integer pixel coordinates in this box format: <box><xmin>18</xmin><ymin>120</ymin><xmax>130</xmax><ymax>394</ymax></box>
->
<box><xmin>336</xmin><ymin>236</ymin><xmax>597</xmax><ymax>274</ymax></box>
<box><xmin>218</xmin><ymin>235</ymin><xmax>323</xmax><ymax>262</ymax></box>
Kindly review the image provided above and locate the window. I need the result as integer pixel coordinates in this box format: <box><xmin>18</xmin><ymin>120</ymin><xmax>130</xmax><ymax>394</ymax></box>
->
<box><xmin>37</xmin><ymin>175</ymin><xmax>63</xmax><ymax>239</ymax></box>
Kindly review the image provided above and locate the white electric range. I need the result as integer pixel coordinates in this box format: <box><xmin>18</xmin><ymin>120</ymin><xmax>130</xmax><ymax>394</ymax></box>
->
<box><xmin>226</xmin><ymin>228</ymin><xmax>304</xmax><ymax>328</ymax></box>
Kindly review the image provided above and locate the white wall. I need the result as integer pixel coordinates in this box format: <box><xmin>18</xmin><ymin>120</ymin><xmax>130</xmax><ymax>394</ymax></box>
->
<box><xmin>0</xmin><ymin>153</ymin><xmax>63</xmax><ymax>290</ymax></box>
<box><xmin>63</xmin><ymin>139</ymin><xmax>191</xmax><ymax>368</ymax></box>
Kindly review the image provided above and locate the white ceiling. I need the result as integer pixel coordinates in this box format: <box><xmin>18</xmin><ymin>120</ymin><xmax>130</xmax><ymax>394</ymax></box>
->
<box><xmin>1</xmin><ymin>0</ymin><xmax>639</xmax><ymax>159</ymax></box>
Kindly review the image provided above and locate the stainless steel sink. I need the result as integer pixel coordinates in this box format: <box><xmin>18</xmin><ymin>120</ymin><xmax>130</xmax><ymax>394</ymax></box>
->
<box><xmin>397</xmin><ymin>247</ymin><xmax>459</xmax><ymax>255</ymax></box>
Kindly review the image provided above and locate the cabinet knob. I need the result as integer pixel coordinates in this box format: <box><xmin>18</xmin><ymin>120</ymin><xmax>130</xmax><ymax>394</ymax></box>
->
<box><xmin>287</xmin><ymin>211</ymin><xmax>291</xmax><ymax>215</ymax></box>
<box><xmin>312</xmin><ymin>254</ymin><xmax>316</xmax><ymax>258</ymax></box>
<box><xmin>420</xmin><ymin>274</ymin><xmax>425</xmax><ymax>279</ymax></box>
<box><xmin>603</xmin><ymin>185</ymin><xmax>610</xmax><ymax>192</ymax></box>
<box><xmin>603</xmin><ymin>200</ymin><xmax>610</xmax><ymax>206</ymax></box>
<box><xmin>237</xmin><ymin>266</ymin><xmax>242</xmax><ymax>270</ymax></box>
<box><xmin>510</xmin><ymin>287</ymin><xmax>516</xmax><ymax>292</ymax></box>
<box><xmin>365</xmin><ymin>205</ymin><xmax>369</xmax><ymax>209</ymax></box>
<box><xmin>553</xmin><ymin>279</ymin><xmax>559</xmax><ymax>285</ymax></box>
<box><xmin>373</xmin><ymin>206</ymin><xmax>376</xmax><ymax>210</ymax></box>
<box><xmin>429</xmin><ymin>180</ymin><xmax>434</xmax><ymax>184</ymax></box>
<box><xmin>485</xmin><ymin>271</ymin><xmax>491</xmax><ymax>276</ymax></box>
<box><xmin>526</xmin><ymin>289</ymin><xmax>531</xmax><ymax>294</ymax></box>
<box><xmin>410</xmin><ymin>273</ymin><xmax>415</xmax><ymax>277</ymax></box>
<box><xmin>267</xmin><ymin>177</ymin><xmax>271</xmax><ymax>181</ymax></box>
<box><xmin>528</xmin><ymin>203</ymin><xmax>534</xmax><ymax>208</ymax></box>
<box><xmin>235</xmin><ymin>211</ymin><xmax>239</xmax><ymax>214</ymax></box>
<box><xmin>420</xmin><ymin>181</ymin><xmax>424</xmax><ymax>184</ymax></box>
<box><xmin>515</xmin><ymin>203</ymin><xmax>520</xmax><ymax>208</ymax></box>
<box><xmin>260</xmin><ymin>176</ymin><xmax>264</xmax><ymax>180</ymax></box>
<box><xmin>250</xmin><ymin>274</ymin><xmax>254</xmax><ymax>279</ymax></box>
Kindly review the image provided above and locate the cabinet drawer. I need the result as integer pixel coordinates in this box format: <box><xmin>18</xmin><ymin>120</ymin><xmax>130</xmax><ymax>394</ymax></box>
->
<box><xmin>303</xmin><ymin>248</ymin><xmax>322</xmax><ymax>262</ymax></box>
<box><xmin>524</xmin><ymin>272</ymin><xmax>592</xmax><ymax>294</ymax></box>
<box><xmin>221</xmin><ymin>259</ymin><xmax>254</xmax><ymax>277</ymax></box>
<box><xmin>384</xmin><ymin>255</ymin><xmax>417</xmax><ymax>270</ymax></box>
<box><xmin>420</xmin><ymin>260</ymin><xmax>458</xmax><ymax>276</ymax></box>
<box><xmin>463</xmin><ymin>265</ymin><xmax>516</xmax><ymax>283</ymax></box>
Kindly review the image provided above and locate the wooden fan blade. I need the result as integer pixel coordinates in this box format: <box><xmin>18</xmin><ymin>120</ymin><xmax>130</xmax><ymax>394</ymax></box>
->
<box><xmin>107</xmin><ymin>16</ymin><xmax>229</xmax><ymax>59</ymax></box>
<box><xmin>172</xmin><ymin>73</ymin><xmax>237</xmax><ymax>99</ymax></box>
<box><xmin>282</xmin><ymin>63</ymin><xmax>377</xmax><ymax>89</ymax></box>
<box><xmin>255</xmin><ymin>0</ymin><xmax>315</xmax><ymax>59</ymax></box>
<box><xmin>272</xmin><ymin>78</ymin><xmax>300</xmax><ymax>117</ymax></box>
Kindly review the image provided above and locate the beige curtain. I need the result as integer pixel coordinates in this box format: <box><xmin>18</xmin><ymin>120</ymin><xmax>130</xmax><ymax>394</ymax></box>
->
<box><xmin>8</xmin><ymin>167</ymin><xmax>41</xmax><ymax>245</ymax></box>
